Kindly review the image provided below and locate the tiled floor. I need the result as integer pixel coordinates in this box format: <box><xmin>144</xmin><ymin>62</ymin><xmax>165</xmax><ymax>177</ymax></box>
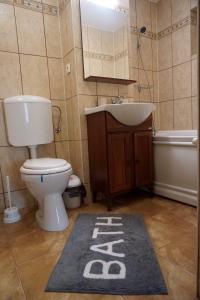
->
<box><xmin>0</xmin><ymin>192</ymin><xmax>198</xmax><ymax>300</ymax></box>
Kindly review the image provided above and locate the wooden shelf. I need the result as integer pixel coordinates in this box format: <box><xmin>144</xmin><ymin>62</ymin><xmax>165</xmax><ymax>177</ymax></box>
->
<box><xmin>84</xmin><ymin>76</ymin><xmax>136</xmax><ymax>85</ymax></box>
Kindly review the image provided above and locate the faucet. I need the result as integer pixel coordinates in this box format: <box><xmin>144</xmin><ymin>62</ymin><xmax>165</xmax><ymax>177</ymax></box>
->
<box><xmin>111</xmin><ymin>96</ymin><xmax>124</xmax><ymax>104</ymax></box>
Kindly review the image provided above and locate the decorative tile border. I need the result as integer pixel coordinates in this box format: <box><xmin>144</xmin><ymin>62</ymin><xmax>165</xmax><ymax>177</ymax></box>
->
<box><xmin>157</xmin><ymin>16</ymin><xmax>192</xmax><ymax>40</ymax></box>
<box><xmin>131</xmin><ymin>15</ymin><xmax>197</xmax><ymax>41</ymax></box>
<box><xmin>131</xmin><ymin>26</ymin><xmax>157</xmax><ymax>40</ymax></box>
<box><xmin>115</xmin><ymin>49</ymin><xmax>128</xmax><ymax>60</ymax></box>
<box><xmin>84</xmin><ymin>51</ymin><xmax>114</xmax><ymax>61</ymax></box>
<box><xmin>0</xmin><ymin>0</ymin><xmax>58</xmax><ymax>16</ymax></box>
<box><xmin>84</xmin><ymin>49</ymin><xmax>128</xmax><ymax>62</ymax></box>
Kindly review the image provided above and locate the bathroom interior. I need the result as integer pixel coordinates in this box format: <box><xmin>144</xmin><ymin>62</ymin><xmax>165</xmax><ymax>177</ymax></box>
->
<box><xmin>0</xmin><ymin>0</ymin><xmax>199</xmax><ymax>298</ymax></box>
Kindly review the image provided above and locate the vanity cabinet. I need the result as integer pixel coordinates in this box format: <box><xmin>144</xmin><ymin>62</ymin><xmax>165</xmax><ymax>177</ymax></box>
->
<box><xmin>86</xmin><ymin>111</ymin><xmax>154</xmax><ymax>210</ymax></box>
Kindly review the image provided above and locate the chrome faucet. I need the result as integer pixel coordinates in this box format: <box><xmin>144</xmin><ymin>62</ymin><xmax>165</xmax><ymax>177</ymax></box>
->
<box><xmin>111</xmin><ymin>96</ymin><xmax>124</xmax><ymax>104</ymax></box>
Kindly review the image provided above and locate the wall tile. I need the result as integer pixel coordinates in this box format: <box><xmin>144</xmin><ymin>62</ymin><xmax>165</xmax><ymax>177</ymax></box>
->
<box><xmin>0</xmin><ymin>101</ymin><xmax>9</xmax><ymax>146</ymax></box>
<box><xmin>71</xmin><ymin>0</ymin><xmax>82</xmax><ymax>49</ymax></box>
<box><xmin>130</xmin><ymin>34</ymin><xmax>139</xmax><ymax>69</ymax></box>
<box><xmin>192</xmin><ymin>96</ymin><xmax>198</xmax><ymax>129</ymax></box>
<box><xmin>44</xmin><ymin>14</ymin><xmax>61</xmax><ymax>58</ymax></box>
<box><xmin>172</xmin><ymin>25</ymin><xmax>191</xmax><ymax>66</ymax></box>
<box><xmin>82</xmin><ymin>140</ymin><xmax>89</xmax><ymax>184</ymax></box>
<box><xmin>63</xmin><ymin>51</ymin><xmax>77</xmax><ymax>99</ymax></box>
<box><xmin>157</xmin><ymin>0</ymin><xmax>171</xmax><ymax>32</ymax></box>
<box><xmin>130</xmin><ymin>0</ymin><xmax>137</xmax><ymax>27</ymax></box>
<box><xmin>0</xmin><ymin>164</ymin><xmax>3</xmax><ymax>194</ymax></box>
<box><xmin>0</xmin><ymin>51</ymin><xmax>22</xmax><ymax>99</ymax></box>
<box><xmin>160</xmin><ymin>101</ymin><xmax>174</xmax><ymax>130</ymax></box>
<box><xmin>173</xmin><ymin>61</ymin><xmax>191</xmax><ymax>99</ymax></box>
<box><xmin>151</xmin><ymin>3</ymin><xmax>157</xmax><ymax>34</ymax></box>
<box><xmin>48</xmin><ymin>58</ymin><xmax>65</xmax><ymax>100</ymax></box>
<box><xmin>78</xmin><ymin>95</ymin><xmax>97</xmax><ymax>140</ymax></box>
<box><xmin>152</xmin><ymin>40</ymin><xmax>158</xmax><ymax>72</ymax></box>
<box><xmin>136</xmin><ymin>0</ymin><xmax>151</xmax><ymax>31</ymax></box>
<box><xmin>15</xmin><ymin>7</ymin><xmax>46</xmax><ymax>56</ymax></box>
<box><xmin>60</xmin><ymin>1</ymin><xmax>74</xmax><ymax>56</ymax></box>
<box><xmin>172</xmin><ymin>0</ymin><xmax>190</xmax><ymax>24</ymax></box>
<box><xmin>0</xmin><ymin>146</ymin><xmax>29</xmax><ymax>191</ymax></box>
<box><xmin>20</xmin><ymin>54</ymin><xmax>50</xmax><ymax>98</ymax></box>
<box><xmin>192</xmin><ymin>59</ymin><xmax>197</xmax><ymax>96</ymax></box>
<box><xmin>153</xmin><ymin>71</ymin><xmax>159</xmax><ymax>103</ymax></box>
<box><xmin>66</xmin><ymin>96</ymin><xmax>81</xmax><ymax>140</ymax></box>
<box><xmin>68</xmin><ymin>140</ymin><xmax>83</xmax><ymax>180</ymax></box>
<box><xmin>75</xmin><ymin>48</ymin><xmax>97</xmax><ymax>95</ymax></box>
<box><xmin>55</xmin><ymin>141</ymin><xmax>70</xmax><ymax>161</ymax></box>
<box><xmin>138</xmin><ymin>69</ymin><xmax>153</xmax><ymax>102</ymax></box>
<box><xmin>84</xmin><ymin>183</ymin><xmax>92</xmax><ymax>204</ymax></box>
<box><xmin>0</xmin><ymin>3</ymin><xmax>18</xmax><ymax>52</ymax></box>
<box><xmin>158</xmin><ymin>34</ymin><xmax>172</xmax><ymax>71</ymax></box>
<box><xmin>174</xmin><ymin>98</ymin><xmax>192</xmax><ymax>130</ymax></box>
<box><xmin>138</xmin><ymin>36</ymin><xmax>153</xmax><ymax>71</ymax></box>
<box><xmin>159</xmin><ymin>68</ymin><xmax>173</xmax><ymax>101</ymax></box>
<box><xmin>4</xmin><ymin>189</ymin><xmax>34</xmax><ymax>210</ymax></box>
<box><xmin>52</xmin><ymin>100</ymin><xmax>68</xmax><ymax>141</ymax></box>
<box><xmin>37</xmin><ymin>142</ymin><xmax>56</xmax><ymax>158</ymax></box>
<box><xmin>153</xmin><ymin>102</ymin><xmax>160</xmax><ymax>129</ymax></box>
<box><xmin>42</xmin><ymin>0</ymin><xmax>58</xmax><ymax>6</ymax></box>
<box><xmin>0</xmin><ymin>194</ymin><xmax>5</xmax><ymax>212</ymax></box>
<box><xmin>97</xmin><ymin>83</ymin><xmax>118</xmax><ymax>97</ymax></box>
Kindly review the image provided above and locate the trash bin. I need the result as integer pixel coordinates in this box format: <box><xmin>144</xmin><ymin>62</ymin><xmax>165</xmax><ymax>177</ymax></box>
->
<box><xmin>63</xmin><ymin>175</ymin><xmax>85</xmax><ymax>209</ymax></box>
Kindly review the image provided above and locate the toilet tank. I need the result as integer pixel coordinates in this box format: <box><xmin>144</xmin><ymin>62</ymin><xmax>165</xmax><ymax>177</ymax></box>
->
<box><xmin>4</xmin><ymin>95</ymin><xmax>54</xmax><ymax>147</ymax></box>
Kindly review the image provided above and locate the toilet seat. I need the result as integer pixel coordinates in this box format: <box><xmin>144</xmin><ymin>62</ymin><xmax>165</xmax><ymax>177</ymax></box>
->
<box><xmin>20</xmin><ymin>158</ymin><xmax>72</xmax><ymax>175</ymax></box>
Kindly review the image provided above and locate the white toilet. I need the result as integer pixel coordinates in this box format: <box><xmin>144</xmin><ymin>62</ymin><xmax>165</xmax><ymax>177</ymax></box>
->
<box><xmin>4</xmin><ymin>95</ymin><xmax>73</xmax><ymax>231</ymax></box>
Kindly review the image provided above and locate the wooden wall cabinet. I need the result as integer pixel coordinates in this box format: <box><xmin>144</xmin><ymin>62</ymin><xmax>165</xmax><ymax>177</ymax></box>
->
<box><xmin>86</xmin><ymin>111</ymin><xmax>154</xmax><ymax>210</ymax></box>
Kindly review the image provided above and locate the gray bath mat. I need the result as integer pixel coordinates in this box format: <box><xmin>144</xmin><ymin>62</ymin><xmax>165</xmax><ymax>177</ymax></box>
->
<box><xmin>46</xmin><ymin>214</ymin><xmax>168</xmax><ymax>295</ymax></box>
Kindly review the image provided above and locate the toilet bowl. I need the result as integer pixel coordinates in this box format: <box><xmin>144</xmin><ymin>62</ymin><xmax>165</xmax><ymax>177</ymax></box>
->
<box><xmin>20</xmin><ymin>158</ymin><xmax>73</xmax><ymax>231</ymax></box>
<box><xmin>3</xmin><ymin>95</ymin><xmax>74</xmax><ymax>231</ymax></box>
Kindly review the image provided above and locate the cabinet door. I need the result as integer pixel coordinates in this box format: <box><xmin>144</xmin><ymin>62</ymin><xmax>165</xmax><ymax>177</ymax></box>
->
<box><xmin>134</xmin><ymin>131</ymin><xmax>153</xmax><ymax>187</ymax></box>
<box><xmin>108</xmin><ymin>132</ymin><xmax>132</xmax><ymax>194</ymax></box>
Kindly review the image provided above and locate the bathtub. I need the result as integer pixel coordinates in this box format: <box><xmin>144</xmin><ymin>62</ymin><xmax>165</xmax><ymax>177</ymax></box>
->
<box><xmin>153</xmin><ymin>130</ymin><xmax>198</xmax><ymax>206</ymax></box>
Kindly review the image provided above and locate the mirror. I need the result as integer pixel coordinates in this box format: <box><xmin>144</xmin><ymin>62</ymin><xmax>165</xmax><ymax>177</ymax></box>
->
<box><xmin>80</xmin><ymin>0</ymin><xmax>131</xmax><ymax>83</ymax></box>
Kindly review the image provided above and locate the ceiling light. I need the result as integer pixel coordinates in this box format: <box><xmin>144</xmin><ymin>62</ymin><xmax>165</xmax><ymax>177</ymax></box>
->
<box><xmin>87</xmin><ymin>0</ymin><xmax>119</xmax><ymax>10</ymax></box>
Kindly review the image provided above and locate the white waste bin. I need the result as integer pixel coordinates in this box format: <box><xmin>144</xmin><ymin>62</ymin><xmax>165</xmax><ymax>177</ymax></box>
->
<box><xmin>63</xmin><ymin>175</ymin><xmax>82</xmax><ymax>209</ymax></box>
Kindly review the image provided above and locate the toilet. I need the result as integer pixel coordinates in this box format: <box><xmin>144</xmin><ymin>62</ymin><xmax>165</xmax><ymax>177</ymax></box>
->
<box><xmin>4</xmin><ymin>95</ymin><xmax>73</xmax><ymax>231</ymax></box>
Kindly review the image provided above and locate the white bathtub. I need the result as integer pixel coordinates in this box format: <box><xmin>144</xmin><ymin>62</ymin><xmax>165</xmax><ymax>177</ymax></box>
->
<box><xmin>153</xmin><ymin>130</ymin><xmax>198</xmax><ymax>206</ymax></box>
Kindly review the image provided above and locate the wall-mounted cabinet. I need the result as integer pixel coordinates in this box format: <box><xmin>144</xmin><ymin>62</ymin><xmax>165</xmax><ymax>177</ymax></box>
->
<box><xmin>80</xmin><ymin>0</ymin><xmax>135</xmax><ymax>85</ymax></box>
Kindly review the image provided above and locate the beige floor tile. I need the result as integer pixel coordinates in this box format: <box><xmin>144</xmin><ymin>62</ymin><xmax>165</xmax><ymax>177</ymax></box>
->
<box><xmin>0</xmin><ymin>195</ymin><xmax>197</xmax><ymax>300</ymax></box>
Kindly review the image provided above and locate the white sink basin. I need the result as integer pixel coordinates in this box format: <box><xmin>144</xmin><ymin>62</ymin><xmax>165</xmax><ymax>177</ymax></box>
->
<box><xmin>85</xmin><ymin>103</ymin><xmax>156</xmax><ymax>126</ymax></box>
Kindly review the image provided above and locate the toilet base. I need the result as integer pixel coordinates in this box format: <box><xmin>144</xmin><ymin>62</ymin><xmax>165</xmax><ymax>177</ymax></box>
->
<box><xmin>36</xmin><ymin>193</ymin><xmax>69</xmax><ymax>231</ymax></box>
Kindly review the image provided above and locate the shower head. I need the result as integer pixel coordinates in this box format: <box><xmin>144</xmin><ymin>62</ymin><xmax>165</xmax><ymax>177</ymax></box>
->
<box><xmin>139</xmin><ymin>26</ymin><xmax>147</xmax><ymax>34</ymax></box>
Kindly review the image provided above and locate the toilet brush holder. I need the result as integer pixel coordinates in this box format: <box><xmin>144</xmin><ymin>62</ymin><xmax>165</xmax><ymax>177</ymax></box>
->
<box><xmin>3</xmin><ymin>207</ymin><xmax>21</xmax><ymax>224</ymax></box>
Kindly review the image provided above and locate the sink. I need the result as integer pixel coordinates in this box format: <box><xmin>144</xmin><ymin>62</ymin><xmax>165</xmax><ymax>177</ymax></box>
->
<box><xmin>85</xmin><ymin>103</ymin><xmax>156</xmax><ymax>126</ymax></box>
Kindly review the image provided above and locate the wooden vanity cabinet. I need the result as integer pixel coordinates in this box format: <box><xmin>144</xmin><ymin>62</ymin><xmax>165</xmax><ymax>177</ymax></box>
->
<box><xmin>86</xmin><ymin>111</ymin><xmax>154</xmax><ymax>210</ymax></box>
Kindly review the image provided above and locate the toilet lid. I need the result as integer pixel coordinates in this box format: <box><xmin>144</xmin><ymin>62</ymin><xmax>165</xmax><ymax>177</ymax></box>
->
<box><xmin>23</xmin><ymin>158</ymin><xmax>69</xmax><ymax>170</ymax></box>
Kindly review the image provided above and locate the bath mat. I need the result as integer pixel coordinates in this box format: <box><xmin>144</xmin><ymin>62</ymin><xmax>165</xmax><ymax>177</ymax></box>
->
<box><xmin>46</xmin><ymin>214</ymin><xmax>168</xmax><ymax>295</ymax></box>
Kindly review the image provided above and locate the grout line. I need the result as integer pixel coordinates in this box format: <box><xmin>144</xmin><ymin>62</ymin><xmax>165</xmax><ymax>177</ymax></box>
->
<box><xmin>41</xmin><ymin>9</ymin><xmax>51</xmax><ymax>100</ymax></box>
<box><xmin>14</xmin><ymin>264</ymin><xmax>27</xmax><ymax>300</ymax></box>
<box><xmin>0</xmin><ymin>49</ymin><xmax>61</xmax><ymax>60</ymax></box>
<box><xmin>13</xmin><ymin>5</ymin><xmax>24</xmax><ymax>95</ymax></box>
